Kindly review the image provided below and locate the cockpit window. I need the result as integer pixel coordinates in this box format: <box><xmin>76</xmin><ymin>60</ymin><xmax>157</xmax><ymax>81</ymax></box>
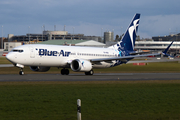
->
<box><xmin>12</xmin><ymin>49</ymin><xmax>24</xmax><ymax>53</ymax></box>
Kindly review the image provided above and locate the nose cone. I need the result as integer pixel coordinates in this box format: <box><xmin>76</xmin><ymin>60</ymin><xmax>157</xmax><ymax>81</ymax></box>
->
<box><xmin>6</xmin><ymin>52</ymin><xmax>15</xmax><ymax>64</ymax></box>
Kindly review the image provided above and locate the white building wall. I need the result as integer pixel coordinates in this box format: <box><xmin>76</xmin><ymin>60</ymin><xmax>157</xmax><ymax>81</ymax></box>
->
<box><xmin>4</xmin><ymin>42</ymin><xmax>22</xmax><ymax>51</ymax></box>
<box><xmin>135</xmin><ymin>41</ymin><xmax>180</xmax><ymax>50</ymax></box>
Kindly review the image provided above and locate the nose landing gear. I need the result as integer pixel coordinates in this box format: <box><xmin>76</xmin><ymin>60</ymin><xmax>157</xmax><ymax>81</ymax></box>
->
<box><xmin>19</xmin><ymin>68</ymin><xmax>24</xmax><ymax>75</ymax></box>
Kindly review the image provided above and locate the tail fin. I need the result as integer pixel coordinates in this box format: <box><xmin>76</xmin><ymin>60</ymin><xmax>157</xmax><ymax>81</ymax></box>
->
<box><xmin>162</xmin><ymin>41</ymin><xmax>174</xmax><ymax>56</ymax></box>
<box><xmin>109</xmin><ymin>13</ymin><xmax>140</xmax><ymax>52</ymax></box>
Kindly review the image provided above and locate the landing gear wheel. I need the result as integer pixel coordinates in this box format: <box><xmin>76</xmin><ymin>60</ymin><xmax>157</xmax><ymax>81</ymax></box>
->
<box><xmin>61</xmin><ymin>69</ymin><xmax>69</xmax><ymax>75</ymax></box>
<box><xmin>65</xmin><ymin>69</ymin><xmax>69</xmax><ymax>75</ymax></box>
<box><xmin>19</xmin><ymin>69</ymin><xmax>24</xmax><ymax>75</ymax></box>
<box><xmin>19</xmin><ymin>68</ymin><xmax>24</xmax><ymax>75</ymax></box>
<box><xmin>85</xmin><ymin>70</ymin><xmax>94</xmax><ymax>75</ymax></box>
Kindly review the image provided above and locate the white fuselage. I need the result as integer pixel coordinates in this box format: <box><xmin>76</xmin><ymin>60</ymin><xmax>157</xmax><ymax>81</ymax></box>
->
<box><xmin>6</xmin><ymin>44</ymin><xmax>119</xmax><ymax>68</ymax></box>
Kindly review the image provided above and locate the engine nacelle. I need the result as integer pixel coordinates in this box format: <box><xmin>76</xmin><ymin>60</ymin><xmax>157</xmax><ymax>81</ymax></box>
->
<box><xmin>70</xmin><ymin>59</ymin><xmax>92</xmax><ymax>72</ymax></box>
<box><xmin>30</xmin><ymin>66</ymin><xmax>50</xmax><ymax>72</ymax></box>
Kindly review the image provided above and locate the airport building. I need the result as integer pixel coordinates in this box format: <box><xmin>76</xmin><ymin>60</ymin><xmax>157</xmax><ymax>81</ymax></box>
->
<box><xmin>37</xmin><ymin>40</ymin><xmax>106</xmax><ymax>47</ymax></box>
<box><xmin>4</xmin><ymin>29</ymin><xmax>180</xmax><ymax>56</ymax></box>
<box><xmin>135</xmin><ymin>41</ymin><xmax>180</xmax><ymax>56</ymax></box>
<box><xmin>8</xmin><ymin>30</ymin><xmax>104</xmax><ymax>44</ymax></box>
<box><xmin>4</xmin><ymin>42</ymin><xmax>22</xmax><ymax>51</ymax></box>
<box><xmin>3</xmin><ymin>39</ymin><xmax>107</xmax><ymax>52</ymax></box>
<box><xmin>152</xmin><ymin>33</ymin><xmax>180</xmax><ymax>41</ymax></box>
<box><xmin>135</xmin><ymin>33</ymin><xmax>180</xmax><ymax>55</ymax></box>
<box><xmin>3</xmin><ymin>30</ymin><xmax>112</xmax><ymax>51</ymax></box>
<box><xmin>104</xmin><ymin>31</ymin><xmax>114</xmax><ymax>43</ymax></box>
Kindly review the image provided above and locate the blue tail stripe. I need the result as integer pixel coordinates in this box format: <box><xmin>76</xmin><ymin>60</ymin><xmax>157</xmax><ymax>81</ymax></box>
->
<box><xmin>111</xmin><ymin>13</ymin><xmax>140</xmax><ymax>55</ymax></box>
<box><xmin>121</xmin><ymin>13</ymin><xmax>140</xmax><ymax>51</ymax></box>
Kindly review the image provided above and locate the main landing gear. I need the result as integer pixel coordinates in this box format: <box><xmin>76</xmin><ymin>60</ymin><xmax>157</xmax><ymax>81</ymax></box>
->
<box><xmin>19</xmin><ymin>68</ymin><xmax>24</xmax><ymax>75</ymax></box>
<box><xmin>61</xmin><ymin>68</ymin><xmax>69</xmax><ymax>75</ymax></box>
<box><xmin>60</xmin><ymin>69</ymin><xmax>94</xmax><ymax>75</ymax></box>
<box><xmin>85</xmin><ymin>70</ymin><xmax>94</xmax><ymax>75</ymax></box>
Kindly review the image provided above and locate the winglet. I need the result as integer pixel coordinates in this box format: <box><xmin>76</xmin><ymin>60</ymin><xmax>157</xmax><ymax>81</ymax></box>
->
<box><xmin>162</xmin><ymin>41</ymin><xmax>174</xmax><ymax>56</ymax></box>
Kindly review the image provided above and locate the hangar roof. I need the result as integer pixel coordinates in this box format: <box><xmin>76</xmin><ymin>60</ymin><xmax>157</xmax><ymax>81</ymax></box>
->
<box><xmin>76</xmin><ymin>40</ymin><xmax>105</xmax><ymax>46</ymax></box>
<box><xmin>37</xmin><ymin>40</ymin><xmax>106</xmax><ymax>47</ymax></box>
<box><xmin>37</xmin><ymin>39</ymin><xmax>87</xmax><ymax>45</ymax></box>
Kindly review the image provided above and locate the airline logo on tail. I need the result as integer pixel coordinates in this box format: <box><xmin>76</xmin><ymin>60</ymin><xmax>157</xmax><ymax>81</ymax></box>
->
<box><xmin>111</xmin><ymin>13</ymin><xmax>140</xmax><ymax>56</ymax></box>
<box><xmin>128</xmin><ymin>18</ymin><xmax>139</xmax><ymax>50</ymax></box>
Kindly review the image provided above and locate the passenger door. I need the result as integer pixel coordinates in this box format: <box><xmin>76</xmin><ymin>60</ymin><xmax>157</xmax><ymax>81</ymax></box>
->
<box><xmin>29</xmin><ymin>47</ymin><xmax>35</xmax><ymax>58</ymax></box>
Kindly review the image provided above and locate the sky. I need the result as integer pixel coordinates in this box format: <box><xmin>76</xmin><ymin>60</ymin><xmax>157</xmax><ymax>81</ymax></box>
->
<box><xmin>1</xmin><ymin>0</ymin><xmax>180</xmax><ymax>39</ymax></box>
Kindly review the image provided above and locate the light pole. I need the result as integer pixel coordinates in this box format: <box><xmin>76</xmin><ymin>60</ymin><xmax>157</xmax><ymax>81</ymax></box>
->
<box><xmin>73</xmin><ymin>27</ymin><xmax>74</xmax><ymax>40</ymax></box>
<box><xmin>42</xmin><ymin>26</ymin><xmax>43</xmax><ymax>41</ymax></box>
<box><xmin>112</xmin><ymin>29</ymin><xmax>114</xmax><ymax>41</ymax></box>
<box><xmin>54</xmin><ymin>25</ymin><xmax>56</xmax><ymax>31</ymax></box>
<box><xmin>43</xmin><ymin>25</ymin><xmax>45</xmax><ymax>31</ymax></box>
<box><xmin>28</xmin><ymin>26</ymin><xmax>30</xmax><ymax>43</ymax></box>
<box><xmin>101</xmin><ymin>28</ymin><xmax>103</xmax><ymax>42</ymax></box>
<box><xmin>169</xmin><ymin>28</ymin><xmax>171</xmax><ymax>35</ymax></box>
<box><xmin>1</xmin><ymin>25</ymin><xmax>3</xmax><ymax>49</ymax></box>
<box><xmin>64</xmin><ymin>25</ymin><xmax>66</xmax><ymax>39</ymax></box>
<box><xmin>64</xmin><ymin>25</ymin><xmax>66</xmax><ymax>31</ymax></box>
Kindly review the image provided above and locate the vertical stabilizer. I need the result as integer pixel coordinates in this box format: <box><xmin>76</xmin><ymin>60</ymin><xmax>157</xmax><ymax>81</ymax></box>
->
<box><xmin>109</xmin><ymin>13</ymin><xmax>140</xmax><ymax>54</ymax></box>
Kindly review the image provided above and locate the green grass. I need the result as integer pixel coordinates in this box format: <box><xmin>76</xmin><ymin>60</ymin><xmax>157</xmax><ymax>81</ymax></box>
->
<box><xmin>0</xmin><ymin>57</ymin><xmax>11</xmax><ymax>64</ymax></box>
<box><xmin>1</xmin><ymin>57</ymin><xmax>180</xmax><ymax>119</ymax></box>
<box><xmin>95</xmin><ymin>61</ymin><xmax>180</xmax><ymax>73</ymax></box>
<box><xmin>0</xmin><ymin>81</ymin><xmax>179</xmax><ymax>120</ymax></box>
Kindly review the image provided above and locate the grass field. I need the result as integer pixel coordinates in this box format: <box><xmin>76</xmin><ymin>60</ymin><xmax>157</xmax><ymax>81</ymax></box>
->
<box><xmin>0</xmin><ymin>57</ymin><xmax>12</xmax><ymax>64</ymax></box>
<box><xmin>0</xmin><ymin>81</ymin><xmax>180</xmax><ymax>120</ymax></box>
<box><xmin>1</xmin><ymin>57</ymin><xmax>180</xmax><ymax>119</ymax></box>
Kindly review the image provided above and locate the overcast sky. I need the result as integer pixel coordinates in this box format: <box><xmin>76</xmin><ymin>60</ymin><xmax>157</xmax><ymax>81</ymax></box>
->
<box><xmin>1</xmin><ymin>0</ymin><xmax>180</xmax><ymax>39</ymax></box>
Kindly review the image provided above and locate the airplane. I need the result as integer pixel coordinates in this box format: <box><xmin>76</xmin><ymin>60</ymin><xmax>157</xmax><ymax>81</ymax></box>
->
<box><xmin>6</xmin><ymin>13</ymin><xmax>174</xmax><ymax>75</ymax></box>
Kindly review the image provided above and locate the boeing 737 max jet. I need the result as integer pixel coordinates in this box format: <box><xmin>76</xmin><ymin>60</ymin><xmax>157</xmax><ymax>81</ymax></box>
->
<box><xmin>6</xmin><ymin>13</ymin><xmax>173</xmax><ymax>75</ymax></box>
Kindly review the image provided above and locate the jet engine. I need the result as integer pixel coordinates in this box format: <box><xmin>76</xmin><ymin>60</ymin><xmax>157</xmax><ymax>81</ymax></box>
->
<box><xmin>30</xmin><ymin>66</ymin><xmax>50</xmax><ymax>72</ymax></box>
<box><xmin>70</xmin><ymin>59</ymin><xmax>92</xmax><ymax>72</ymax></box>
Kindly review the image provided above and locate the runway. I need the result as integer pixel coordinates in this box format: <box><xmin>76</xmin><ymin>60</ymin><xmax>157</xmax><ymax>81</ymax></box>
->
<box><xmin>0</xmin><ymin>73</ymin><xmax>180</xmax><ymax>82</ymax></box>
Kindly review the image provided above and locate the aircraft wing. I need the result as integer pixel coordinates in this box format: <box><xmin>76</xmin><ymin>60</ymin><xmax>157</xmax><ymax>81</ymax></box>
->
<box><xmin>90</xmin><ymin>53</ymin><xmax>160</xmax><ymax>63</ymax></box>
<box><xmin>129</xmin><ymin>50</ymin><xmax>160</xmax><ymax>55</ymax></box>
<box><xmin>127</xmin><ymin>58</ymin><xmax>180</xmax><ymax>64</ymax></box>
<box><xmin>90</xmin><ymin>41</ymin><xmax>174</xmax><ymax>63</ymax></box>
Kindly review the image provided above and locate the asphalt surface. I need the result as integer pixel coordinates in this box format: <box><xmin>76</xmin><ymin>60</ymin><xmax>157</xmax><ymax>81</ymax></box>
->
<box><xmin>0</xmin><ymin>57</ymin><xmax>180</xmax><ymax>82</ymax></box>
<box><xmin>0</xmin><ymin>73</ymin><xmax>180</xmax><ymax>82</ymax></box>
